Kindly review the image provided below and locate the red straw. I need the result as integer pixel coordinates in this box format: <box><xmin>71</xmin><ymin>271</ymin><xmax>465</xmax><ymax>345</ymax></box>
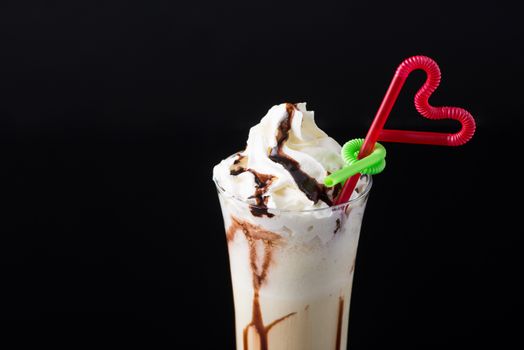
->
<box><xmin>334</xmin><ymin>56</ymin><xmax>476</xmax><ymax>205</ymax></box>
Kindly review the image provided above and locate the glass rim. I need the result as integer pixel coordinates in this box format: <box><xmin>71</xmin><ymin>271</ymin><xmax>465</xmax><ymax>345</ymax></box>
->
<box><xmin>213</xmin><ymin>155</ymin><xmax>373</xmax><ymax>214</ymax></box>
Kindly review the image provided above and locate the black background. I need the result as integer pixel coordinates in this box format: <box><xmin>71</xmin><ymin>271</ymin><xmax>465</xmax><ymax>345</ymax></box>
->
<box><xmin>1</xmin><ymin>1</ymin><xmax>522</xmax><ymax>349</ymax></box>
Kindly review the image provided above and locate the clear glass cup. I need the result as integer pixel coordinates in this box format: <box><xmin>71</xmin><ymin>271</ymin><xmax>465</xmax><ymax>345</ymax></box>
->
<box><xmin>214</xmin><ymin>168</ymin><xmax>372</xmax><ymax>350</ymax></box>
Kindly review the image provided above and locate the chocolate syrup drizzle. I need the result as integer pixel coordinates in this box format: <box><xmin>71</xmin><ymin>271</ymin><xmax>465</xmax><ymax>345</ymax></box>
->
<box><xmin>227</xmin><ymin>216</ymin><xmax>296</xmax><ymax>350</ymax></box>
<box><xmin>230</xmin><ymin>154</ymin><xmax>275</xmax><ymax>218</ymax></box>
<box><xmin>247</xmin><ymin>170</ymin><xmax>275</xmax><ymax>218</ymax></box>
<box><xmin>334</xmin><ymin>219</ymin><xmax>341</xmax><ymax>234</ymax></box>
<box><xmin>230</xmin><ymin>103</ymin><xmax>337</xmax><ymax>217</ymax></box>
<box><xmin>230</xmin><ymin>154</ymin><xmax>247</xmax><ymax>176</ymax></box>
<box><xmin>269</xmin><ymin>103</ymin><xmax>333</xmax><ymax>206</ymax></box>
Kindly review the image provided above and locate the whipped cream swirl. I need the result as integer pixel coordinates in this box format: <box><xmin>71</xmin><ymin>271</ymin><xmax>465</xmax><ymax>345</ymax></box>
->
<box><xmin>213</xmin><ymin>103</ymin><xmax>344</xmax><ymax>213</ymax></box>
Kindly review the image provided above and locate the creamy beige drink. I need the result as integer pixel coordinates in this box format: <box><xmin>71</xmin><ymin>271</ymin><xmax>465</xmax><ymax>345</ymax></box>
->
<box><xmin>214</xmin><ymin>103</ymin><xmax>371</xmax><ymax>350</ymax></box>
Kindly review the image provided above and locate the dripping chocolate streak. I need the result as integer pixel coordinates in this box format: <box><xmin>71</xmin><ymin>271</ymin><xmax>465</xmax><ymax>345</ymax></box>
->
<box><xmin>230</xmin><ymin>154</ymin><xmax>275</xmax><ymax>218</ymax></box>
<box><xmin>334</xmin><ymin>219</ymin><xmax>341</xmax><ymax>234</ymax></box>
<box><xmin>248</xmin><ymin>170</ymin><xmax>275</xmax><ymax>218</ymax></box>
<box><xmin>227</xmin><ymin>216</ymin><xmax>296</xmax><ymax>350</ymax></box>
<box><xmin>335</xmin><ymin>297</ymin><xmax>345</xmax><ymax>350</ymax></box>
<box><xmin>269</xmin><ymin>103</ymin><xmax>333</xmax><ymax>206</ymax></box>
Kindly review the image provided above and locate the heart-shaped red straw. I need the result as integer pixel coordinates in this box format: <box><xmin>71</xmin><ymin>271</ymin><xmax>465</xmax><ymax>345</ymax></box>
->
<box><xmin>335</xmin><ymin>56</ymin><xmax>476</xmax><ymax>205</ymax></box>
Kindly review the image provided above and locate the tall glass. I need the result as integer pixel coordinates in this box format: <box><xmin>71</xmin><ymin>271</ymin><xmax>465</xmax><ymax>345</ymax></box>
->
<box><xmin>214</xmin><ymin>170</ymin><xmax>372</xmax><ymax>350</ymax></box>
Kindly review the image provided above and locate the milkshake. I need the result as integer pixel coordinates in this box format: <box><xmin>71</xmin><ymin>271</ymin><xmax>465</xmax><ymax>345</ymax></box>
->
<box><xmin>213</xmin><ymin>103</ymin><xmax>371</xmax><ymax>350</ymax></box>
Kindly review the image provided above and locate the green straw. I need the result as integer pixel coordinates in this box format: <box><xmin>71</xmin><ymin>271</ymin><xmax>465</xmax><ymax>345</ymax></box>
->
<box><xmin>324</xmin><ymin>138</ymin><xmax>386</xmax><ymax>187</ymax></box>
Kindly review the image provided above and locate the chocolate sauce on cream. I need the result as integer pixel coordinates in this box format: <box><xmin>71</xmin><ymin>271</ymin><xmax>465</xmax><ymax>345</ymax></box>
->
<box><xmin>230</xmin><ymin>154</ymin><xmax>275</xmax><ymax>218</ymax></box>
<box><xmin>247</xmin><ymin>170</ymin><xmax>275</xmax><ymax>218</ymax></box>
<box><xmin>230</xmin><ymin>154</ymin><xmax>247</xmax><ymax>175</ymax></box>
<box><xmin>269</xmin><ymin>103</ymin><xmax>333</xmax><ymax>206</ymax></box>
<box><xmin>227</xmin><ymin>216</ymin><xmax>296</xmax><ymax>350</ymax></box>
<box><xmin>229</xmin><ymin>104</ymin><xmax>337</xmax><ymax>216</ymax></box>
